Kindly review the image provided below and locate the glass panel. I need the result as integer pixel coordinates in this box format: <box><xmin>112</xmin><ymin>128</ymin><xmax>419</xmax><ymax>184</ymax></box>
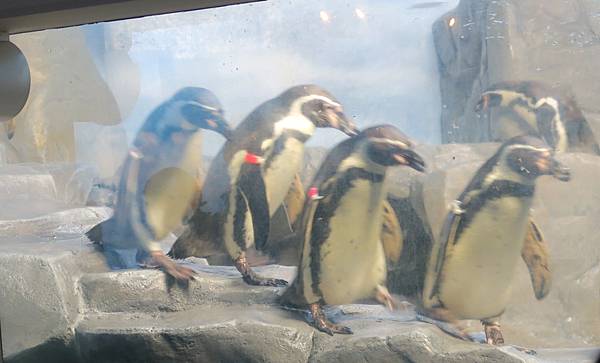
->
<box><xmin>1</xmin><ymin>0</ymin><xmax>598</xmax><ymax>362</ymax></box>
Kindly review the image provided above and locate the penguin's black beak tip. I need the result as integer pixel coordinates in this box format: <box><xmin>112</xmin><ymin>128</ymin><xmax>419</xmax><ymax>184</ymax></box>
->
<box><xmin>336</xmin><ymin>113</ymin><xmax>359</xmax><ymax>137</ymax></box>
<box><xmin>395</xmin><ymin>149</ymin><xmax>426</xmax><ymax>172</ymax></box>
<box><xmin>343</xmin><ymin>124</ymin><xmax>359</xmax><ymax>137</ymax></box>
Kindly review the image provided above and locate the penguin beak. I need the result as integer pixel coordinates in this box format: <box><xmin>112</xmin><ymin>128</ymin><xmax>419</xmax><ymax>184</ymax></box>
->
<box><xmin>550</xmin><ymin>158</ymin><xmax>571</xmax><ymax>182</ymax></box>
<box><xmin>393</xmin><ymin>148</ymin><xmax>426</xmax><ymax>172</ymax></box>
<box><xmin>536</xmin><ymin>151</ymin><xmax>570</xmax><ymax>181</ymax></box>
<box><xmin>475</xmin><ymin>92</ymin><xmax>502</xmax><ymax>112</ymax></box>
<box><xmin>208</xmin><ymin>114</ymin><xmax>233</xmax><ymax>140</ymax></box>
<box><xmin>327</xmin><ymin>105</ymin><xmax>358</xmax><ymax>136</ymax></box>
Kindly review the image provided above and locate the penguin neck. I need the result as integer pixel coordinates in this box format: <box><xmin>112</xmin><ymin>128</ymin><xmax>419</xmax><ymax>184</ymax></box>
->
<box><xmin>273</xmin><ymin>114</ymin><xmax>315</xmax><ymax>141</ymax></box>
<box><xmin>483</xmin><ymin>160</ymin><xmax>536</xmax><ymax>189</ymax></box>
<box><xmin>535</xmin><ymin>97</ymin><xmax>568</xmax><ymax>152</ymax></box>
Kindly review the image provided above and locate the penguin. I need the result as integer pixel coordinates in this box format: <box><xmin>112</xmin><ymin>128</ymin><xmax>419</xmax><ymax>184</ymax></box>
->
<box><xmin>280</xmin><ymin>125</ymin><xmax>426</xmax><ymax>335</ymax></box>
<box><xmin>168</xmin><ymin>85</ymin><xmax>358</xmax><ymax>286</ymax></box>
<box><xmin>421</xmin><ymin>135</ymin><xmax>571</xmax><ymax>345</ymax></box>
<box><xmin>86</xmin><ymin>87</ymin><xmax>232</xmax><ymax>281</ymax></box>
<box><xmin>475</xmin><ymin>80</ymin><xmax>600</xmax><ymax>154</ymax></box>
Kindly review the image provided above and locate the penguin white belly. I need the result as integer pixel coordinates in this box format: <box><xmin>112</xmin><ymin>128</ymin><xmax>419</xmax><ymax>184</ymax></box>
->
<box><xmin>440</xmin><ymin>197</ymin><xmax>532</xmax><ymax>319</ymax></box>
<box><xmin>263</xmin><ymin>139</ymin><xmax>305</xmax><ymax>216</ymax></box>
<box><xmin>319</xmin><ymin>180</ymin><xmax>387</xmax><ymax>305</ymax></box>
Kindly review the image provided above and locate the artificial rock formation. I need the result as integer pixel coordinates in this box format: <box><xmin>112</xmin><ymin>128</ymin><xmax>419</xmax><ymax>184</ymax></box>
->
<box><xmin>434</xmin><ymin>0</ymin><xmax>600</xmax><ymax>144</ymax></box>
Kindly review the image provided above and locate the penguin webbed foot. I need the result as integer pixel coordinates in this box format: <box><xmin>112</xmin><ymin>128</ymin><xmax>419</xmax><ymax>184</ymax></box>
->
<box><xmin>482</xmin><ymin>320</ymin><xmax>505</xmax><ymax>345</ymax></box>
<box><xmin>242</xmin><ymin>273</ymin><xmax>288</xmax><ymax>287</ymax></box>
<box><xmin>310</xmin><ymin>303</ymin><xmax>353</xmax><ymax>335</ymax></box>
<box><xmin>234</xmin><ymin>254</ymin><xmax>288</xmax><ymax>287</ymax></box>
<box><xmin>152</xmin><ymin>251</ymin><xmax>197</xmax><ymax>282</ymax></box>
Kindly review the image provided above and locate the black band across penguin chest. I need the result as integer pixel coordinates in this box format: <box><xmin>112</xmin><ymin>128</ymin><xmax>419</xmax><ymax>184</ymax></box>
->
<box><xmin>308</xmin><ymin>167</ymin><xmax>385</xmax><ymax>303</ymax></box>
<box><xmin>453</xmin><ymin>180</ymin><xmax>535</xmax><ymax>243</ymax></box>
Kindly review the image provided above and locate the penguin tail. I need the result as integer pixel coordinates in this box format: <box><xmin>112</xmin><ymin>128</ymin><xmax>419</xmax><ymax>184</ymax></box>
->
<box><xmin>168</xmin><ymin>228</ymin><xmax>202</xmax><ymax>259</ymax></box>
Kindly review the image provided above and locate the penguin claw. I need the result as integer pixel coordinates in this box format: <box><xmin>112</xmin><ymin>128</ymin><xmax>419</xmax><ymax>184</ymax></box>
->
<box><xmin>243</xmin><ymin>275</ymin><xmax>288</xmax><ymax>287</ymax></box>
<box><xmin>315</xmin><ymin>321</ymin><xmax>353</xmax><ymax>336</ymax></box>
<box><xmin>483</xmin><ymin>323</ymin><xmax>504</xmax><ymax>345</ymax></box>
<box><xmin>309</xmin><ymin>303</ymin><xmax>353</xmax><ymax>335</ymax></box>
<box><xmin>152</xmin><ymin>251</ymin><xmax>197</xmax><ymax>282</ymax></box>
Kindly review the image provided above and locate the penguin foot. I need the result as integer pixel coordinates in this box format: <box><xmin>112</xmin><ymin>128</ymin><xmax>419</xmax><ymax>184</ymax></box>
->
<box><xmin>375</xmin><ymin>285</ymin><xmax>397</xmax><ymax>311</ymax></box>
<box><xmin>242</xmin><ymin>274</ymin><xmax>288</xmax><ymax>287</ymax></box>
<box><xmin>310</xmin><ymin>303</ymin><xmax>353</xmax><ymax>335</ymax></box>
<box><xmin>482</xmin><ymin>321</ymin><xmax>504</xmax><ymax>345</ymax></box>
<box><xmin>152</xmin><ymin>251</ymin><xmax>197</xmax><ymax>282</ymax></box>
<box><xmin>234</xmin><ymin>254</ymin><xmax>288</xmax><ymax>286</ymax></box>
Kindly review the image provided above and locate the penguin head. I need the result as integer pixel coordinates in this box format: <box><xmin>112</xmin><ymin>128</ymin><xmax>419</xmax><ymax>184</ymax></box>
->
<box><xmin>360</xmin><ymin>125</ymin><xmax>426</xmax><ymax>172</ymax></box>
<box><xmin>475</xmin><ymin>91</ymin><xmax>505</xmax><ymax>112</ymax></box>
<box><xmin>173</xmin><ymin>87</ymin><xmax>233</xmax><ymax>139</ymax></box>
<box><xmin>280</xmin><ymin>85</ymin><xmax>358</xmax><ymax>136</ymax></box>
<box><xmin>475</xmin><ymin>81</ymin><xmax>554</xmax><ymax>113</ymax></box>
<box><xmin>502</xmin><ymin>135</ymin><xmax>571</xmax><ymax>182</ymax></box>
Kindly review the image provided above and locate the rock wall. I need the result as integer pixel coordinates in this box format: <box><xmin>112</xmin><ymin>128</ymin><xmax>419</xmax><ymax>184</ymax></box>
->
<box><xmin>434</xmin><ymin>0</ymin><xmax>600</xmax><ymax>143</ymax></box>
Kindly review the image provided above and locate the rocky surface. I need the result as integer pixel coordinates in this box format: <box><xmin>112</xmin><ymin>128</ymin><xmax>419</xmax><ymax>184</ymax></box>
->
<box><xmin>433</xmin><ymin>0</ymin><xmax>600</xmax><ymax>143</ymax></box>
<box><xmin>3</xmin><ymin>238</ymin><xmax>598</xmax><ymax>363</ymax></box>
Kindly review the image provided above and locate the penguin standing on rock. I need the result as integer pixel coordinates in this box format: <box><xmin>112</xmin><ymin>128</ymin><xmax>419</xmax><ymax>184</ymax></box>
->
<box><xmin>169</xmin><ymin>85</ymin><xmax>358</xmax><ymax>286</ymax></box>
<box><xmin>86</xmin><ymin>87</ymin><xmax>232</xmax><ymax>281</ymax></box>
<box><xmin>281</xmin><ymin>125</ymin><xmax>426</xmax><ymax>335</ymax></box>
<box><xmin>476</xmin><ymin>80</ymin><xmax>600</xmax><ymax>154</ymax></box>
<box><xmin>421</xmin><ymin>135</ymin><xmax>570</xmax><ymax>345</ymax></box>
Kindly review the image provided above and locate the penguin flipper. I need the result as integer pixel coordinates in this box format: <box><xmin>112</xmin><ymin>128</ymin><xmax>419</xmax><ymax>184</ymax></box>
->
<box><xmin>282</xmin><ymin>173</ymin><xmax>306</xmax><ymax>230</ymax></box>
<box><xmin>381</xmin><ymin>199</ymin><xmax>403</xmax><ymax>264</ymax></box>
<box><xmin>521</xmin><ymin>219</ymin><xmax>552</xmax><ymax>300</ymax></box>
<box><xmin>423</xmin><ymin>211</ymin><xmax>461</xmax><ymax>307</ymax></box>
<box><xmin>238</xmin><ymin>163</ymin><xmax>270</xmax><ymax>251</ymax></box>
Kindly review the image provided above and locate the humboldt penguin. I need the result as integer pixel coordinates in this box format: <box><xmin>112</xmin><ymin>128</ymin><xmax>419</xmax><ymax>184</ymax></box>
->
<box><xmin>421</xmin><ymin>135</ymin><xmax>570</xmax><ymax>345</ymax></box>
<box><xmin>86</xmin><ymin>87</ymin><xmax>232</xmax><ymax>281</ymax></box>
<box><xmin>169</xmin><ymin>84</ymin><xmax>358</xmax><ymax>286</ymax></box>
<box><xmin>281</xmin><ymin>125</ymin><xmax>426</xmax><ymax>335</ymax></box>
<box><xmin>476</xmin><ymin>80</ymin><xmax>600</xmax><ymax>154</ymax></box>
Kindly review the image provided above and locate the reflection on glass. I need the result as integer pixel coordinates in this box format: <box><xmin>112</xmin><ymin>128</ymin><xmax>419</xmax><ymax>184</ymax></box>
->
<box><xmin>0</xmin><ymin>0</ymin><xmax>598</xmax><ymax>361</ymax></box>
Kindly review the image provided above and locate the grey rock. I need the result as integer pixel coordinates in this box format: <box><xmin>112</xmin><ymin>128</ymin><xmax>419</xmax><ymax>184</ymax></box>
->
<box><xmin>0</xmin><ymin>163</ymin><xmax>97</xmax><ymax>221</ymax></box>
<box><xmin>80</xmin><ymin>265</ymin><xmax>296</xmax><ymax>314</ymax></box>
<box><xmin>1</xmin><ymin>235</ymin><xmax>596</xmax><ymax>362</ymax></box>
<box><xmin>0</xmin><ymin>206</ymin><xmax>111</xmax><ymax>239</ymax></box>
<box><xmin>0</xmin><ymin>239</ymin><xmax>107</xmax><ymax>358</ymax></box>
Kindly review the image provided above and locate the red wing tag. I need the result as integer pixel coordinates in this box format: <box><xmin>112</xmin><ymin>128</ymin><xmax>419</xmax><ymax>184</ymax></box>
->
<box><xmin>308</xmin><ymin>187</ymin><xmax>323</xmax><ymax>200</ymax></box>
<box><xmin>244</xmin><ymin>152</ymin><xmax>263</xmax><ymax>165</ymax></box>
